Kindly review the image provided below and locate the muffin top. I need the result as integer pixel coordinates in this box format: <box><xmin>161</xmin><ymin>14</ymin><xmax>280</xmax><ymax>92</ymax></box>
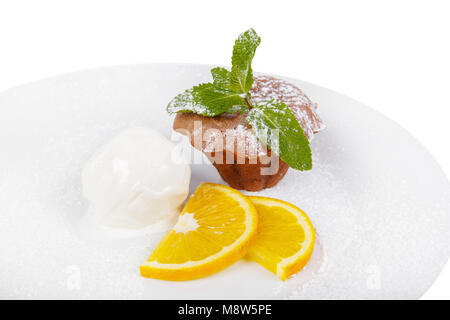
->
<box><xmin>173</xmin><ymin>75</ymin><xmax>324</xmax><ymax>159</ymax></box>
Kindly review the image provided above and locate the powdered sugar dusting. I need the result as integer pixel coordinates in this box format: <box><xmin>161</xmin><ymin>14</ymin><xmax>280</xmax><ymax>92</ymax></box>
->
<box><xmin>251</xmin><ymin>74</ymin><xmax>325</xmax><ymax>141</ymax></box>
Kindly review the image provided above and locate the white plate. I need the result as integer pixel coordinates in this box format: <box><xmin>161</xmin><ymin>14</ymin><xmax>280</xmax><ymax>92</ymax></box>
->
<box><xmin>0</xmin><ymin>64</ymin><xmax>449</xmax><ymax>299</ymax></box>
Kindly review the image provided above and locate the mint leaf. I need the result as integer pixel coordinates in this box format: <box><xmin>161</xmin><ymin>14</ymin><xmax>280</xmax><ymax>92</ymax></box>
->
<box><xmin>246</xmin><ymin>100</ymin><xmax>312</xmax><ymax>171</ymax></box>
<box><xmin>229</xmin><ymin>28</ymin><xmax>261</xmax><ymax>93</ymax></box>
<box><xmin>211</xmin><ymin>67</ymin><xmax>232</xmax><ymax>88</ymax></box>
<box><xmin>167</xmin><ymin>83</ymin><xmax>248</xmax><ymax>117</ymax></box>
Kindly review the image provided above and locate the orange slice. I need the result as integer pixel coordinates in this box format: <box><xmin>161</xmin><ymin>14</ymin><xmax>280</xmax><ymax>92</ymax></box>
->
<box><xmin>140</xmin><ymin>183</ymin><xmax>258</xmax><ymax>281</ymax></box>
<box><xmin>247</xmin><ymin>196</ymin><xmax>315</xmax><ymax>280</ymax></box>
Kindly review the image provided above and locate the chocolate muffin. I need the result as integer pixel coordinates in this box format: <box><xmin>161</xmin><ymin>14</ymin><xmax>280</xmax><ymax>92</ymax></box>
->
<box><xmin>173</xmin><ymin>75</ymin><xmax>324</xmax><ymax>191</ymax></box>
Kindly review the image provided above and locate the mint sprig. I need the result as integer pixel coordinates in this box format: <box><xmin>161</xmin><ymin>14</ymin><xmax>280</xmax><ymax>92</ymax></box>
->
<box><xmin>167</xmin><ymin>29</ymin><xmax>260</xmax><ymax>116</ymax></box>
<box><xmin>166</xmin><ymin>28</ymin><xmax>313</xmax><ymax>171</ymax></box>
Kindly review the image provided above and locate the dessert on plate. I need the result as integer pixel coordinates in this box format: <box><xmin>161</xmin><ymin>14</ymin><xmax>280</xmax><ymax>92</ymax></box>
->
<box><xmin>168</xmin><ymin>29</ymin><xmax>324</xmax><ymax>191</ymax></box>
<box><xmin>80</xmin><ymin>29</ymin><xmax>318</xmax><ymax>282</ymax></box>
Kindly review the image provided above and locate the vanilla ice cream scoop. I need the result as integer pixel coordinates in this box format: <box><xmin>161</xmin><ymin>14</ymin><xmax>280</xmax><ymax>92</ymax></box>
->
<box><xmin>82</xmin><ymin>128</ymin><xmax>190</xmax><ymax>229</ymax></box>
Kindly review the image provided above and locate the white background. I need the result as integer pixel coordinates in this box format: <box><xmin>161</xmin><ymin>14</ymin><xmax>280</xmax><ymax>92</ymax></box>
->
<box><xmin>0</xmin><ymin>0</ymin><xmax>448</xmax><ymax>299</ymax></box>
